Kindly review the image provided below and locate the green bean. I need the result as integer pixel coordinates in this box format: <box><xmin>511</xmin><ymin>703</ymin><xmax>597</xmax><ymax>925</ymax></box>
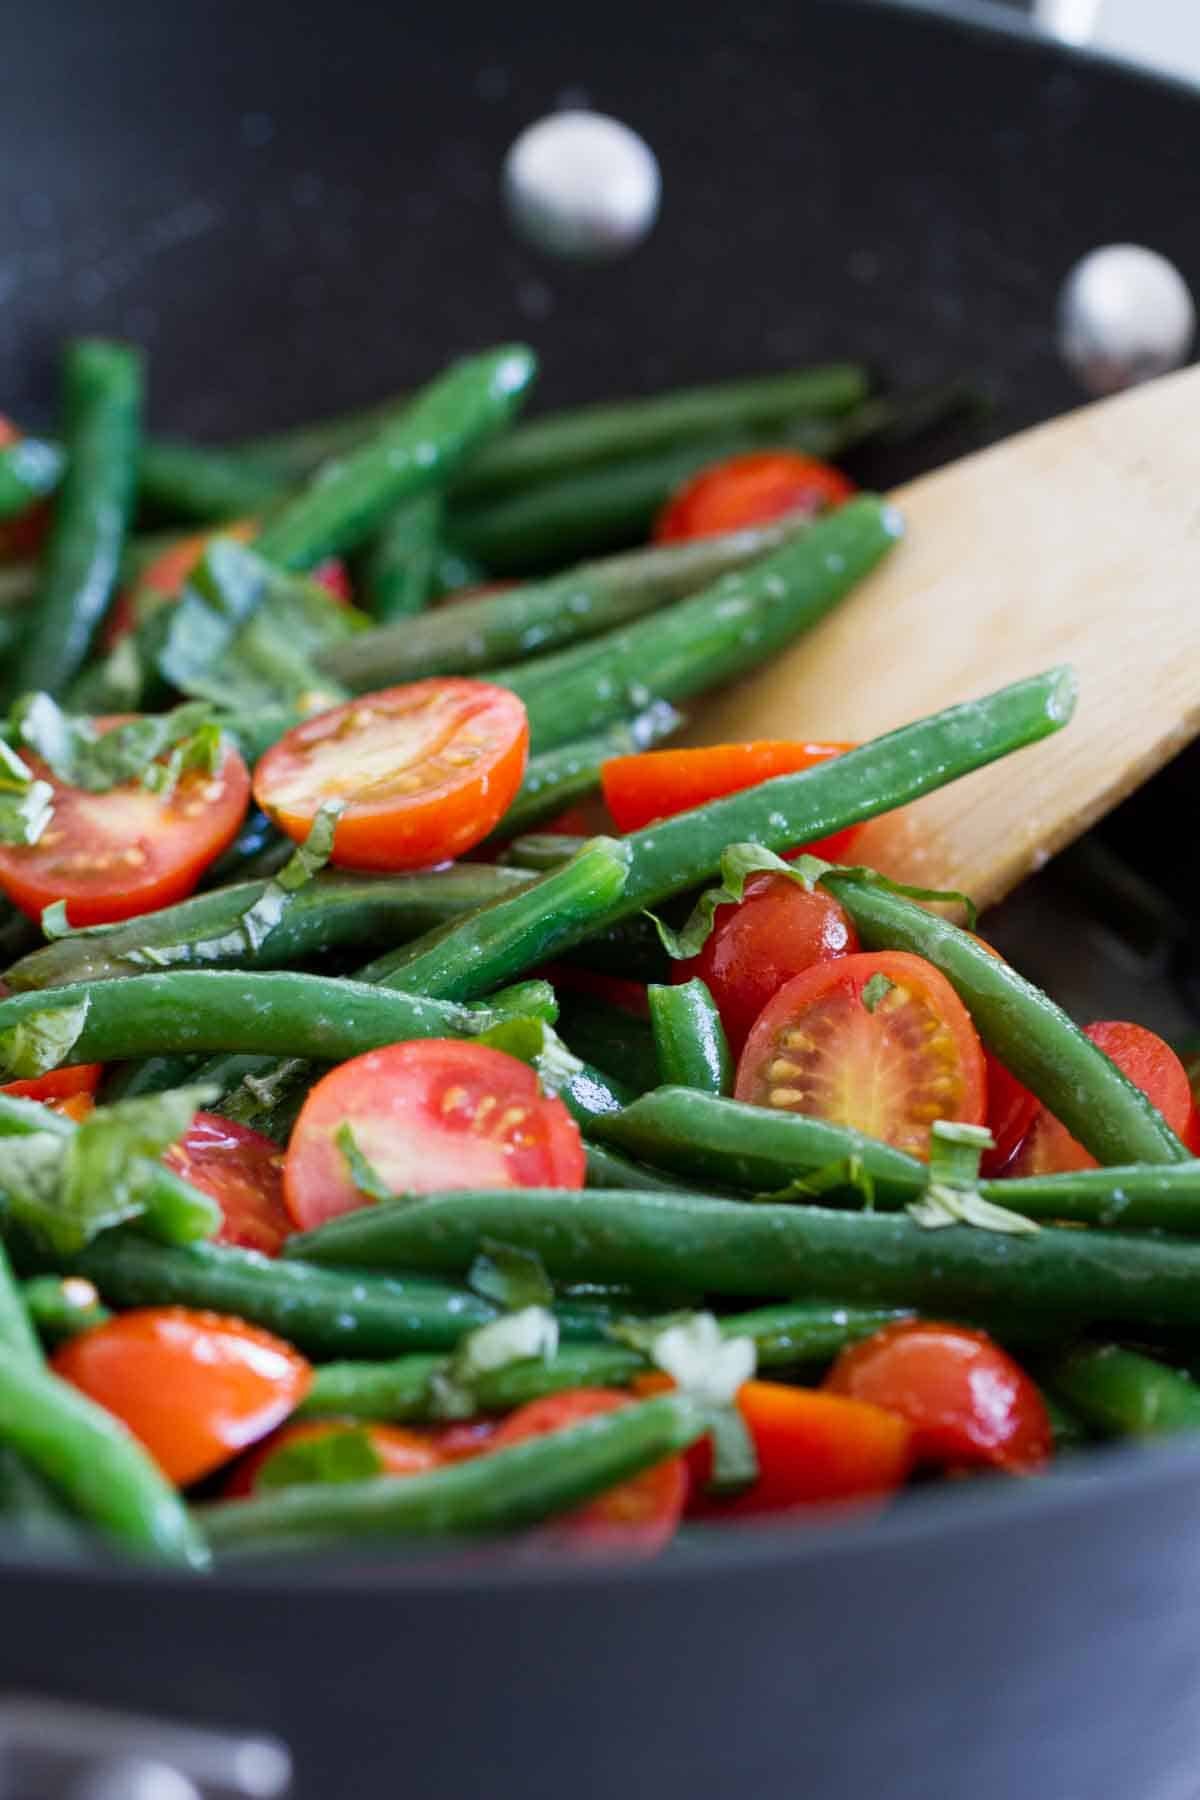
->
<box><xmin>1041</xmin><ymin>1392</ymin><xmax>1091</xmax><ymax>1453</ymax></box>
<box><xmin>253</xmin><ymin>346</ymin><xmax>537</xmax><ymax>570</ymax></box>
<box><xmin>0</xmin><ymin>969</ymin><xmax>513</xmax><ymax>1068</ymax></box>
<box><xmin>822</xmin><ymin>874</ymin><xmax>1189</xmax><ymax>1168</ymax></box>
<box><xmin>20</xmin><ymin>1274</ymin><xmax>111</xmax><ymax>1345</ymax></box>
<box><xmin>0</xmin><ymin>1237</ymin><xmax>42</xmax><ymax>1369</ymax></box>
<box><xmin>319</xmin><ymin>521</ymin><xmax>808</xmax><ymax>690</ymax></box>
<box><xmin>5</xmin><ymin>864</ymin><xmax>536</xmax><ymax>991</ymax></box>
<box><xmin>648</xmin><ymin>980</ymin><xmax>732</xmax><ymax>1097</ymax></box>
<box><xmin>503</xmin><ymin>832</ymin><xmax>589</xmax><ymax>871</ymax></box>
<box><xmin>483</xmin><ymin>705</ymin><xmax>682</xmax><ymax>845</ymax></box>
<box><xmin>358</xmin><ymin>492</ymin><xmax>443</xmax><ymax>621</ymax></box>
<box><xmin>0</xmin><ymin>560</ymin><xmax>38</xmax><ymax>607</ymax></box>
<box><xmin>449</xmin><ymin>364</ymin><xmax>870</xmax><ymax>503</ymax></box>
<box><xmin>0</xmin><ymin>1351</ymin><xmax>208</xmax><ymax>1566</ymax></box>
<box><xmin>0</xmin><ymin>1448</ymin><xmax>88</xmax><ymax>1553</ymax></box>
<box><xmin>558</xmin><ymin>1061</ymin><xmax>639</xmax><ymax>1129</ymax></box>
<box><xmin>285</xmin><ymin>1186</ymin><xmax>1200</xmax><ymax>1332</ymax></box>
<box><xmin>138</xmin><ymin>439</ymin><xmax>283</xmax><ymax>522</ymax></box>
<box><xmin>0</xmin><ymin>435</ymin><xmax>63</xmax><ymax>520</ymax></box>
<box><xmin>1047</xmin><ymin>1345</ymin><xmax>1200</xmax><ymax>1438</ymax></box>
<box><xmin>584</xmin><ymin>1144</ymin><xmax>693</xmax><ymax>1193</ymax></box>
<box><xmin>200</xmin><ymin>1391</ymin><xmax>708</xmax><ymax>1555</ymax></box>
<box><xmin>1</xmin><ymin>340</ymin><xmax>143</xmax><ymax>704</ymax></box>
<box><xmin>555</xmin><ymin>993</ymin><xmax>660</xmax><ymax>1096</ymax></box>
<box><xmin>235</xmin><ymin>390</ymin><xmax>416</xmax><ymax>477</ymax></box>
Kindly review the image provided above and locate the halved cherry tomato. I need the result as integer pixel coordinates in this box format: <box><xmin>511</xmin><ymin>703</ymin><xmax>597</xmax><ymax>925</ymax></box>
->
<box><xmin>1010</xmin><ymin>1020</ymin><xmax>1200</xmax><ymax>1174</ymax></box>
<box><xmin>1</xmin><ymin>1063</ymin><xmax>103</xmax><ymax>1104</ymax></box>
<box><xmin>163</xmin><ymin>1113</ymin><xmax>291</xmax><ymax>1256</ymax></box>
<box><xmin>254</xmin><ymin>679</ymin><xmax>529</xmax><ymax>871</ymax></box>
<box><xmin>825</xmin><ymin>1321</ymin><xmax>1053</xmax><ymax>1475</ymax></box>
<box><xmin>487</xmin><ymin>1388</ymin><xmax>685</xmax><ymax>1556</ymax></box>
<box><xmin>677</xmin><ymin>871</ymin><xmax>859</xmax><ymax>1055</ymax></box>
<box><xmin>53</xmin><ymin>1307</ymin><xmax>311</xmax><ymax>1486</ymax></box>
<box><xmin>636</xmin><ymin>1373</ymin><xmax>913</xmax><ymax>1518</ymax></box>
<box><xmin>47</xmin><ymin>1092</ymin><xmax>95</xmax><ymax>1122</ymax></box>
<box><xmin>284</xmin><ymin>1039</ymin><xmax>585</xmax><ymax>1232</ymax></box>
<box><xmin>224</xmin><ymin>1418</ymin><xmax>441</xmax><ymax>1497</ymax></box>
<box><xmin>735</xmin><ymin>950</ymin><xmax>987</xmax><ymax>1157</ymax></box>
<box><xmin>0</xmin><ymin>718</ymin><xmax>251</xmax><ymax>926</ymax></box>
<box><xmin>601</xmin><ymin>739</ymin><xmax>860</xmax><ymax>864</ymax></box>
<box><xmin>654</xmin><ymin>450</ymin><xmax>855</xmax><ymax>543</ymax></box>
<box><xmin>431</xmin><ymin>1418</ymin><xmax>500</xmax><ymax>1461</ymax></box>
<box><xmin>0</xmin><ymin>415</ymin><xmax>52</xmax><ymax>562</ymax></box>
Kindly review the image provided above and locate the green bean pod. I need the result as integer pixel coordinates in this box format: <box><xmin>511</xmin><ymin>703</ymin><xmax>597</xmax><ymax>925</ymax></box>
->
<box><xmin>320</xmin><ymin>521</ymin><xmax>808</xmax><ymax>690</ymax></box>
<box><xmin>139</xmin><ymin>439</ymin><xmax>284</xmax><ymax>521</ymax></box>
<box><xmin>822</xmin><ymin>874</ymin><xmax>1190</xmax><ymax>1168</ymax></box>
<box><xmin>0</xmin><ymin>1237</ymin><xmax>42</xmax><ymax>1369</ymax></box>
<box><xmin>284</xmin><ymin>1186</ymin><xmax>1200</xmax><ymax>1332</ymax></box>
<box><xmin>20</xmin><ymin>1274</ymin><xmax>111</xmax><ymax>1345</ymax></box>
<box><xmin>200</xmin><ymin>1391</ymin><xmax>709</xmax><ymax>1555</ymax></box>
<box><xmin>1</xmin><ymin>340</ymin><xmax>144</xmax><ymax>704</ymax></box>
<box><xmin>648</xmin><ymin>980</ymin><xmax>732</xmax><ymax>1096</ymax></box>
<box><xmin>484</xmin><ymin>704</ymin><xmax>682</xmax><ymax>845</ymax></box>
<box><xmin>1047</xmin><ymin>1344</ymin><xmax>1200</xmax><ymax>1438</ymax></box>
<box><xmin>583</xmin><ymin>1144</ymin><xmax>694</xmax><ymax>1193</ymax></box>
<box><xmin>358</xmin><ymin>491</ymin><xmax>443</xmax><ymax>621</ymax></box>
<box><xmin>5</xmin><ymin>865</ymin><xmax>536</xmax><ymax>991</ymax></box>
<box><xmin>0</xmin><ymin>1447</ymin><xmax>89</xmax><ymax>1553</ymax></box>
<box><xmin>555</xmin><ymin>994</ymin><xmax>660</xmax><ymax>1096</ymax></box>
<box><xmin>253</xmin><ymin>346</ymin><xmax>537</xmax><ymax>570</ymax></box>
<box><xmin>497</xmin><ymin>495</ymin><xmax>903</xmax><ymax>751</ymax></box>
<box><xmin>0</xmin><ymin>435</ymin><xmax>63</xmax><ymax>520</ymax></box>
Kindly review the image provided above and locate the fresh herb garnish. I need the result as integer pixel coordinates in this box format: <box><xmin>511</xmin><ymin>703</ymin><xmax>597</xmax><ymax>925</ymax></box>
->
<box><xmin>861</xmin><ymin>972</ymin><xmax>895</xmax><ymax>1013</ymax></box>
<box><xmin>9</xmin><ymin>692</ymin><xmax>219</xmax><ymax>795</ymax></box>
<box><xmin>256</xmin><ymin>1427</ymin><xmax>384</xmax><ymax>1492</ymax></box>
<box><xmin>0</xmin><ymin>995</ymin><xmax>90</xmax><ymax>1081</ymax></box>
<box><xmin>334</xmin><ymin>1121</ymin><xmax>394</xmax><ymax>1203</ymax></box>
<box><xmin>429</xmin><ymin>1306</ymin><xmax>560</xmax><ymax>1420</ymax></box>
<box><xmin>467</xmin><ymin>1239</ymin><xmax>555</xmax><ymax>1312</ymax></box>
<box><xmin>907</xmin><ymin>1120</ymin><xmax>1037</xmax><ymax>1235</ymax></box>
<box><xmin>0</xmin><ymin>738</ymin><xmax>53</xmax><ymax>847</ymax></box>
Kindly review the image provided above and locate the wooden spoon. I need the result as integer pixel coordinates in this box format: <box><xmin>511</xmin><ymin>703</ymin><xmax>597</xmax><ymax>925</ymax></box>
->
<box><xmin>685</xmin><ymin>363</ymin><xmax>1200</xmax><ymax>912</ymax></box>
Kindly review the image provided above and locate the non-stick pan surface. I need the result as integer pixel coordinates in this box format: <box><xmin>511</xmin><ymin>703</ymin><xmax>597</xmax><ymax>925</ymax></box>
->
<box><xmin>4</xmin><ymin>4</ymin><xmax>1200</xmax><ymax>1797</ymax></box>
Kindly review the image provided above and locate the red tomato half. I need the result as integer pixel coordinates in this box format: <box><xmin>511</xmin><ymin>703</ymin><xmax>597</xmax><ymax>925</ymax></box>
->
<box><xmin>601</xmin><ymin>739</ymin><xmax>860</xmax><ymax>864</ymax></box>
<box><xmin>1011</xmin><ymin>1020</ymin><xmax>1200</xmax><ymax>1173</ymax></box>
<box><xmin>825</xmin><ymin>1321</ymin><xmax>1053</xmax><ymax>1475</ymax></box>
<box><xmin>0</xmin><ymin>719</ymin><xmax>251</xmax><ymax>925</ymax></box>
<box><xmin>1</xmin><ymin>1063</ymin><xmax>103</xmax><ymax>1104</ymax></box>
<box><xmin>735</xmin><ymin>950</ymin><xmax>987</xmax><ymax>1157</ymax></box>
<box><xmin>164</xmin><ymin>1113</ymin><xmax>292</xmax><ymax>1256</ymax></box>
<box><xmin>0</xmin><ymin>414</ymin><xmax>52</xmax><ymax>561</ymax></box>
<box><xmin>225</xmin><ymin>1418</ymin><xmax>442</xmax><ymax>1497</ymax></box>
<box><xmin>487</xmin><ymin>1389</ymin><xmax>685</xmax><ymax>1557</ymax></box>
<box><xmin>965</xmin><ymin>935</ymin><xmax>1039</xmax><ymax>1175</ymax></box>
<box><xmin>254</xmin><ymin>679</ymin><xmax>529</xmax><ymax>871</ymax></box>
<box><xmin>678</xmin><ymin>871</ymin><xmax>859</xmax><ymax>1055</ymax></box>
<box><xmin>53</xmin><ymin>1307</ymin><xmax>311</xmax><ymax>1487</ymax></box>
<box><xmin>654</xmin><ymin>450</ymin><xmax>855</xmax><ymax>543</ymax></box>
<box><xmin>284</xmin><ymin>1040</ymin><xmax>585</xmax><ymax>1231</ymax></box>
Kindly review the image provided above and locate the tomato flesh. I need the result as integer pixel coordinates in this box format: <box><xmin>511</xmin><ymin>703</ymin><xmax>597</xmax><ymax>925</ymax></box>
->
<box><xmin>487</xmin><ymin>1389</ymin><xmax>685</xmax><ymax>1556</ymax></box>
<box><xmin>601</xmin><ymin>739</ymin><xmax>860</xmax><ymax>864</ymax></box>
<box><xmin>225</xmin><ymin>1418</ymin><xmax>442</xmax><ymax>1497</ymax></box>
<box><xmin>284</xmin><ymin>1040</ymin><xmax>585</xmax><ymax>1231</ymax></box>
<box><xmin>164</xmin><ymin>1113</ymin><xmax>291</xmax><ymax>1256</ymax></box>
<box><xmin>1010</xmin><ymin>1020</ymin><xmax>1200</xmax><ymax>1174</ymax></box>
<box><xmin>1</xmin><ymin>1064</ymin><xmax>103</xmax><ymax>1104</ymax></box>
<box><xmin>679</xmin><ymin>871</ymin><xmax>859</xmax><ymax>1055</ymax></box>
<box><xmin>734</xmin><ymin>950</ymin><xmax>986</xmax><ymax>1156</ymax></box>
<box><xmin>826</xmin><ymin>1321</ymin><xmax>1053</xmax><ymax>1475</ymax></box>
<box><xmin>53</xmin><ymin>1306</ymin><xmax>311</xmax><ymax>1486</ymax></box>
<box><xmin>654</xmin><ymin>450</ymin><xmax>855</xmax><ymax>542</ymax></box>
<box><xmin>0</xmin><ymin>720</ymin><xmax>251</xmax><ymax>925</ymax></box>
<box><xmin>254</xmin><ymin>679</ymin><xmax>529</xmax><ymax>871</ymax></box>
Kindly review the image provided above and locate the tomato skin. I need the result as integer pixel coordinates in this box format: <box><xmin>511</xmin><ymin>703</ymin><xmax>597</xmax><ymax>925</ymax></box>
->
<box><xmin>53</xmin><ymin>1307</ymin><xmax>311</xmax><ymax>1487</ymax></box>
<box><xmin>487</xmin><ymin>1389</ymin><xmax>685</xmax><ymax>1556</ymax></box>
<box><xmin>1</xmin><ymin>1063</ymin><xmax>102</xmax><ymax>1104</ymax></box>
<box><xmin>254</xmin><ymin>679</ymin><xmax>529</xmax><ymax>871</ymax></box>
<box><xmin>47</xmin><ymin>1091</ymin><xmax>96</xmax><ymax>1123</ymax></box>
<box><xmin>825</xmin><ymin>1321</ymin><xmax>1053</xmax><ymax>1475</ymax></box>
<box><xmin>163</xmin><ymin>1113</ymin><xmax>291</xmax><ymax>1256</ymax></box>
<box><xmin>601</xmin><ymin>739</ymin><xmax>859</xmax><ymax>865</ymax></box>
<box><xmin>679</xmin><ymin>871</ymin><xmax>859</xmax><ymax>1055</ymax></box>
<box><xmin>1011</xmin><ymin>1020</ymin><xmax>1200</xmax><ymax>1174</ymax></box>
<box><xmin>0</xmin><ymin>721</ymin><xmax>251</xmax><ymax>926</ymax></box>
<box><xmin>0</xmin><ymin>415</ymin><xmax>51</xmax><ymax>561</ymax></box>
<box><xmin>225</xmin><ymin>1418</ymin><xmax>441</xmax><ymax>1497</ymax></box>
<box><xmin>735</xmin><ymin>950</ymin><xmax>987</xmax><ymax>1158</ymax></box>
<box><xmin>654</xmin><ymin>450</ymin><xmax>855</xmax><ymax>543</ymax></box>
<box><xmin>284</xmin><ymin>1040</ymin><xmax>585</xmax><ymax>1232</ymax></box>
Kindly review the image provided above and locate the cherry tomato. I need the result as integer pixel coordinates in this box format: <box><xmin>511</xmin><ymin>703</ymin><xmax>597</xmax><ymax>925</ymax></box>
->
<box><xmin>431</xmin><ymin>1418</ymin><xmax>500</xmax><ymax>1461</ymax></box>
<box><xmin>224</xmin><ymin>1418</ymin><xmax>441</xmax><ymax>1497</ymax></box>
<box><xmin>735</xmin><ymin>950</ymin><xmax>987</xmax><ymax>1157</ymax></box>
<box><xmin>678</xmin><ymin>871</ymin><xmax>859</xmax><ymax>1055</ymax></box>
<box><xmin>53</xmin><ymin>1307</ymin><xmax>311</xmax><ymax>1487</ymax></box>
<box><xmin>47</xmin><ymin>1091</ymin><xmax>95</xmax><ymax>1123</ymax></box>
<box><xmin>0</xmin><ymin>718</ymin><xmax>251</xmax><ymax>926</ymax></box>
<box><xmin>0</xmin><ymin>415</ymin><xmax>51</xmax><ymax>562</ymax></box>
<box><xmin>654</xmin><ymin>450</ymin><xmax>855</xmax><ymax>543</ymax></box>
<box><xmin>254</xmin><ymin>679</ymin><xmax>529</xmax><ymax>871</ymax></box>
<box><xmin>601</xmin><ymin>739</ymin><xmax>860</xmax><ymax>864</ymax></box>
<box><xmin>1011</xmin><ymin>1020</ymin><xmax>1200</xmax><ymax>1173</ymax></box>
<box><xmin>636</xmin><ymin>1373</ymin><xmax>913</xmax><ymax>1518</ymax></box>
<box><xmin>163</xmin><ymin>1112</ymin><xmax>291</xmax><ymax>1256</ymax></box>
<box><xmin>310</xmin><ymin>556</ymin><xmax>354</xmax><ymax>606</ymax></box>
<box><xmin>284</xmin><ymin>1040</ymin><xmax>585</xmax><ymax>1232</ymax></box>
<box><xmin>825</xmin><ymin>1320</ymin><xmax>1053</xmax><ymax>1475</ymax></box>
<box><xmin>964</xmin><ymin>935</ymin><xmax>1039</xmax><ymax>1176</ymax></box>
<box><xmin>1</xmin><ymin>1063</ymin><xmax>103</xmax><ymax>1104</ymax></box>
<box><xmin>487</xmin><ymin>1389</ymin><xmax>685</xmax><ymax>1556</ymax></box>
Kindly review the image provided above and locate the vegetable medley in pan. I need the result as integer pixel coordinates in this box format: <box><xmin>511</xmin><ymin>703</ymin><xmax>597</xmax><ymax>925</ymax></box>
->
<box><xmin>0</xmin><ymin>340</ymin><xmax>1197</xmax><ymax>1571</ymax></box>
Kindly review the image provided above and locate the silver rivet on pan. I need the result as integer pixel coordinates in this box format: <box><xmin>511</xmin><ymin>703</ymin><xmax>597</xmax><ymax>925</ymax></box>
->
<box><xmin>1058</xmin><ymin>244</ymin><xmax>1196</xmax><ymax>394</ymax></box>
<box><xmin>502</xmin><ymin>110</ymin><xmax>661</xmax><ymax>260</ymax></box>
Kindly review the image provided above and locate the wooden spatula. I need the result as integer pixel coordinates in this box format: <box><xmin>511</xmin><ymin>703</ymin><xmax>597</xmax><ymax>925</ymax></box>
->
<box><xmin>684</xmin><ymin>363</ymin><xmax>1200</xmax><ymax>912</ymax></box>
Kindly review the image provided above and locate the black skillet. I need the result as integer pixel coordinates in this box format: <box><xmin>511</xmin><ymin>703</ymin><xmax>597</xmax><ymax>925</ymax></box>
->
<box><xmin>4</xmin><ymin>3</ymin><xmax>1200</xmax><ymax>1795</ymax></box>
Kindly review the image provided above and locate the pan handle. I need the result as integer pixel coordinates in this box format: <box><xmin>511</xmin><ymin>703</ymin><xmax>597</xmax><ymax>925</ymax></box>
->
<box><xmin>0</xmin><ymin>1694</ymin><xmax>290</xmax><ymax>1799</ymax></box>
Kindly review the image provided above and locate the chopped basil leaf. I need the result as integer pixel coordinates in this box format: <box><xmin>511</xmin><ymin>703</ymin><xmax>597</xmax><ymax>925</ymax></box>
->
<box><xmin>640</xmin><ymin>1312</ymin><xmax>758</xmax><ymax>1497</ymax></box>
<box><xmin>468</xmin><ymin>1239</ymin><xmax>554</xmax><ymax>1312</ymax></box>
<box><xmin>9</xmin><ymin>692</ymin><xmax>218</xmax><ymax>794</ymax></box>
<box><xmin>335</xmin><ymin>1122</ymin><xmax>394</xmax><ymax>1203</ymax></box>
<box><xmin>430</xmin><ymin>1305</ymin><xmax>559</xmax><ymax>1420</ymax></box>
<box><xmin>474</xmin><ymin>1015</ymin><xmax>583</xmax><ymax>1097</ymax></box>
<box><xmin>0</xmin><ymin>995</ymin><xmax>90</xmax><ymax>1080</ymax></box>
<box><xmin>861</xmin><ymin>973</ymin><xmax>895</xmax><ymax>1014</ymax></box>
<box><xmin>907</xmin><ymin>1119</ymin><xmax>1037</xmax><ymax>1236</ymax></box>
<box><xmin>256</xmin><ymin>1427</ymin><xmax>384</xmax><ymax>1492</ymax></box>
<box><xmin>0</xmin><ymin>737</ymin><xmax>53</xmax><ymax>847</ymax></box>
<box><xmin>754</xmin><ymin>1154</ymin><xmax>877</xmax><ymax>1211</ymax></box>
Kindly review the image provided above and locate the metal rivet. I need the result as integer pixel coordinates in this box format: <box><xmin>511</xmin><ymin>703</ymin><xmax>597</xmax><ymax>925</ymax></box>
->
<box><xmin>67</xmin><ymin>1757</ymin><xmax>203</xmax><ymax>1800</ymax></box>
<box><xmin>502</xmin><ymin>110</ymin><xmax>661</xmax><ymax>260</ymax></box>
<box><xmin>1058</xmin><ymin>244</ymin><xmax>1196</xmax><ymax>395</ymax></box>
